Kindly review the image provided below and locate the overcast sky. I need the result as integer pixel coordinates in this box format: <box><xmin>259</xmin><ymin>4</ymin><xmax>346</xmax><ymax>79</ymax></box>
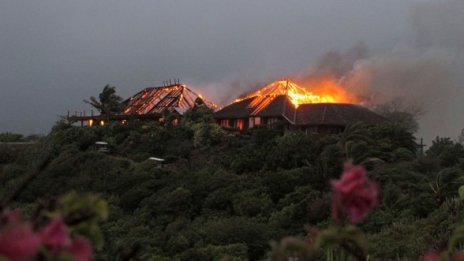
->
<box><xmin>1</xmin><ymin>0</ymin><xmax>461</xmax><ymax>143</ymax></box>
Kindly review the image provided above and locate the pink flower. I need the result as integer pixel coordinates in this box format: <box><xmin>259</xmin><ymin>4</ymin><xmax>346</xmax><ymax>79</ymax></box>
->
<box><xmin>2</xmin><ymin>209</ymin><xmax>21</xmax><ymax>224</ymax></box>
<box><xmin>455</xmin><ymin>252</ymin><xmax>464</xmax><ymax>261</ymax></box>
<box><xmin>66</xmin><ymin>236</ymin><xmax>93</xmax><ymax>261</ymax></box>
<box><xmin>40</xmin><ymin>217</ymin><xmax>71</xmax><ymax>252</ymax></box>
<box><xmin>0</xmin><ymin>210</ymin><xmax>41</xmax><ymax>261</ymax></box>
<box><xmin>331</xmin><ymin>162</ymin><xmax>378</xmax><ymax>223</ymax></box>
<box><xmin>420</xmin><ymin>250</ymin><xmax>440</xmax><ymax>261</ymax></box>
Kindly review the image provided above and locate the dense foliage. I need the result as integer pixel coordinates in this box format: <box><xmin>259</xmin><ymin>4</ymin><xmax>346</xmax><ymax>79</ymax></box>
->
<box><xmin>1</xmin><ymin>108</ymin><xmax>464</xmax><ymax>260</ymax></box>
<box><xmin>84</xmin><ymin>84</ymin><xmax>123</xmax><ymax>119</ymax></box>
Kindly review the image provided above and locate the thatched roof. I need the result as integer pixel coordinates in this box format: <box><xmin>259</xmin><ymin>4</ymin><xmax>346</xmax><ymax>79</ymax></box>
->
<box><xmin>214</xmin><ymin>98</ymin><xmax>255</xmax><ymax>119</ymax></box>
<box><xmin>290</xmin><ymin>103</ymin><xmax>385</xmax><ymax>126</ymax></box>
<box><xmin>214</xmin><ymin>95</ymin><xmax>385</xmax><ymax>126</ymax></box>
<box><xmin>214</xmin><ymin>95</ymin><xmax>293</xmax><ymax>119</ymax></box>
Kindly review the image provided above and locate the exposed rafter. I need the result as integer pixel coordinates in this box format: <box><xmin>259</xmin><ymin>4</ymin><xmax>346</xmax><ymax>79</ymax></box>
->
<box><xmin>122</xmin><ymin>84</ymin><xmax>218</xmax><ymax>115</ymax></box>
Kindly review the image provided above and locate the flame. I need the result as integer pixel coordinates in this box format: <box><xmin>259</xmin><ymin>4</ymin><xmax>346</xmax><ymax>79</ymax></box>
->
<box><xmin>235</xmin><ymin>79</ymin><xmax>357</xmax><ymax>111</ymax></box>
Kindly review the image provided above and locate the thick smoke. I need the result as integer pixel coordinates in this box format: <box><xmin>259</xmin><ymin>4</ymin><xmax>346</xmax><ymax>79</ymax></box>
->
<box><xmin>362</xmin><ymin>0</ymin><xmax>464</xmax><ymax>142</ymax></box>
<box><xmin>408</xmin><ymin>0</ymin><xmax>464</xmax><ymax>142</ymax></box>
<box><xmin>298</xmin><ymin>43</ymin><xmax>369</xmax><ymax>80</ymax></box>
<box><xmin>344</xmin><ymin>48</ymin><xmax>456</xmax><ymax>108</ymax></box>
<box><xmin>198</xmin><ymin>0</ymin><xmax>464</xmax><ymax>143</ymax></box>
<box><xmin>190</xmin><ymin>76</ymin><xmax>276</xmax><ymax>107</ymax></box>
<box><xmin>289</xmin><ymin>0</ymin><xmax>464</xmax><ymax>143</ymax></box>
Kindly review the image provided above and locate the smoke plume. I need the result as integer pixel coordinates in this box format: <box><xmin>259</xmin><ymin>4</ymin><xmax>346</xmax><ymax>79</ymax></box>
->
<box><xmin>286</xmin><ymin>0</ymin><xmax>464</xmax><ymax>142</ymax></box>
<box><xmin>189</xmin><ymin>0</ymin><xmax>464</xmax><ymax>143</ymax></box>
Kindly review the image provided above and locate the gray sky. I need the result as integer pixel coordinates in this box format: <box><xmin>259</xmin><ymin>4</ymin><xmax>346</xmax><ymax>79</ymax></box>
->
<box><xmin>1</xmin><ymin>0</ymin><xmax>461</xmax><ymax>143</ymax></box>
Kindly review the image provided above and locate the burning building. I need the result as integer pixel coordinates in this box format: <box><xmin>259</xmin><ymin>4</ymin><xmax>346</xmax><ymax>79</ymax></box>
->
<box><xmin>69</xmin><ymin>82</ymin><xmax>218</xmax><ymax>126</ymax></box>
<box><xmin>214</xmin><ymin>80</ymin><xmax>384</xmax><ymax>134</ymax></box>
<box><xmin>122</xmin><ymin>82</ymin><xmax>217</xmax><ymax>115</ymax></box>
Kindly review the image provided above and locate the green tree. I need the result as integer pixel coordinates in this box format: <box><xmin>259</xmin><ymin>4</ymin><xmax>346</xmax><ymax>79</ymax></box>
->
<box><xmin>84</xmin><ymin>84</ymin><xmax>123</xmax><ymax>121</ymax></box>
<box><xmin>369</xmin><ymin>123</ymin><xmax>417</xmax><ymax>156</ymax></box>
<box><xmin>192</xmin><ymin>123</ymin><xmax>224</xmax><ymax>148</ymax></box>
<box><xmin>427</xmin><ymin>137</ymin><xmax>464</xmax><ymax>167</ymax></box>
<box><xmin>266</xmin><ymin>132</ymin><xmax>314</xmax><ymax>170</ymax></box>
<box><xmin>182</xmin><ymin>105</ymin><xmax>215</xmax><ymax>124</ymax></box>
<box><xmin>338</xmin><ymin>123</ymin><xmax>378</xmax><ymax>165</ymax></box>
<box><xmin>0</xmin><ymin>132</ymin><xmax>24</xmax><ymax>142</ymax></box>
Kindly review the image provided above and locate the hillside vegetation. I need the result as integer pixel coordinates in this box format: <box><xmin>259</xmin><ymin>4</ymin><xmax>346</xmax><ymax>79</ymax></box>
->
<box><xmin>1</xmin><ymin>107</ymin><xmax>464</xmax><ymax>260</ymax></box>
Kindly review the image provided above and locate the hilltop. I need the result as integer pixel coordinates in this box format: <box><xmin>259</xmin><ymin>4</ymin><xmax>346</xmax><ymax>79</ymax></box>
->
<box><xmin>1</xmin><ymin>108</ymin><xmax>464</xmax><ymax>260</ymax></box>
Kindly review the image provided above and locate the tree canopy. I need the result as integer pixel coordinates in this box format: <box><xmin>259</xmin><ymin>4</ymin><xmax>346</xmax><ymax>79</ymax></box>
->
<box><xmin>1</xmin><ymin>110</ymin><xmax>463</xmax><ymax>260</ymax></box>
<box><xmin>84</xmin><ymin>84</ymin><xmax>123</xmax><ymax>118</ymax></box>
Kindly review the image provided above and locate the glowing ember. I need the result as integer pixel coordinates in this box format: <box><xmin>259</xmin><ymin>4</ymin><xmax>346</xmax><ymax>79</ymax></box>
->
<box><xmin>235</xmin><ymin>79</ymin><xmax>356</xmax><ymax>112</ymax></box>
<box><xmin>123</xmin><ymin>84</ymin><xmax>218</xmax><ymax>114</ymax></box>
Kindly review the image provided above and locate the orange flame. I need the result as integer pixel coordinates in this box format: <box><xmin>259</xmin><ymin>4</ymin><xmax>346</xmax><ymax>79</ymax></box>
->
<box><xmin>235</xmin><ymin>79</ymin><xmax>357</xmax><ymax>111</ymax></box>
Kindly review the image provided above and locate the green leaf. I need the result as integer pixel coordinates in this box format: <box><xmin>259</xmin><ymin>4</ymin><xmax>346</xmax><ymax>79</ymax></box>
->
<box><xmin>448</xmin><ymin>225</ymin><xmax>464</xmax><ymax>253</ymax></box>
<box><xmin>344</xmin><ymin>225</ymin><xmax>367</xmax><ymax>250</ymax></box>
<box><xmin>316</xmin><ymin>225</ymin><xmax>367</xmax><ymax>260</ymax></box>
<box><xmin>458</xmin><ymin>185</ymin><xmax>464</xmax><ymax>201</ymax></box>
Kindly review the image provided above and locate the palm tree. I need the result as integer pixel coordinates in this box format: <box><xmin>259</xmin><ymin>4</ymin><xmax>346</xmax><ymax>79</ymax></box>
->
<box><xmin>338</xmin><ymin>123</ymin><xmax>376</xmax><ymax>164</ymax></box>
<box><xmin>84</xmin><ymin>84</ymin><xmax>123</xmax><ymax>122</ymax></box>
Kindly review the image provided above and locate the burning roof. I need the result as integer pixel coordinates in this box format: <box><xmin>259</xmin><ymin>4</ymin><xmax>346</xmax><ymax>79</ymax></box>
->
<box><xmin>214</xmin><ymin>79</ymin><xmax>384</xmax><ymax>127</ymax></box>
<box><xmin>122</xmin><ymin>83</ymin><xmax>218</xmax><ymax>115</ymax></box>
<box><xmin>234</xmin><ymin>79</ymin><xmax>357</xmax><ymax>112</ymax></box>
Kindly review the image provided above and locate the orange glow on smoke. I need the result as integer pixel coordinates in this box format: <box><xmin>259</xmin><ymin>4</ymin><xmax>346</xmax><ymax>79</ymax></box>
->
<box><xmin>235</xmin><ymin>79</ymin><xmax>358</xmax><ymax>111</ymax></box>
